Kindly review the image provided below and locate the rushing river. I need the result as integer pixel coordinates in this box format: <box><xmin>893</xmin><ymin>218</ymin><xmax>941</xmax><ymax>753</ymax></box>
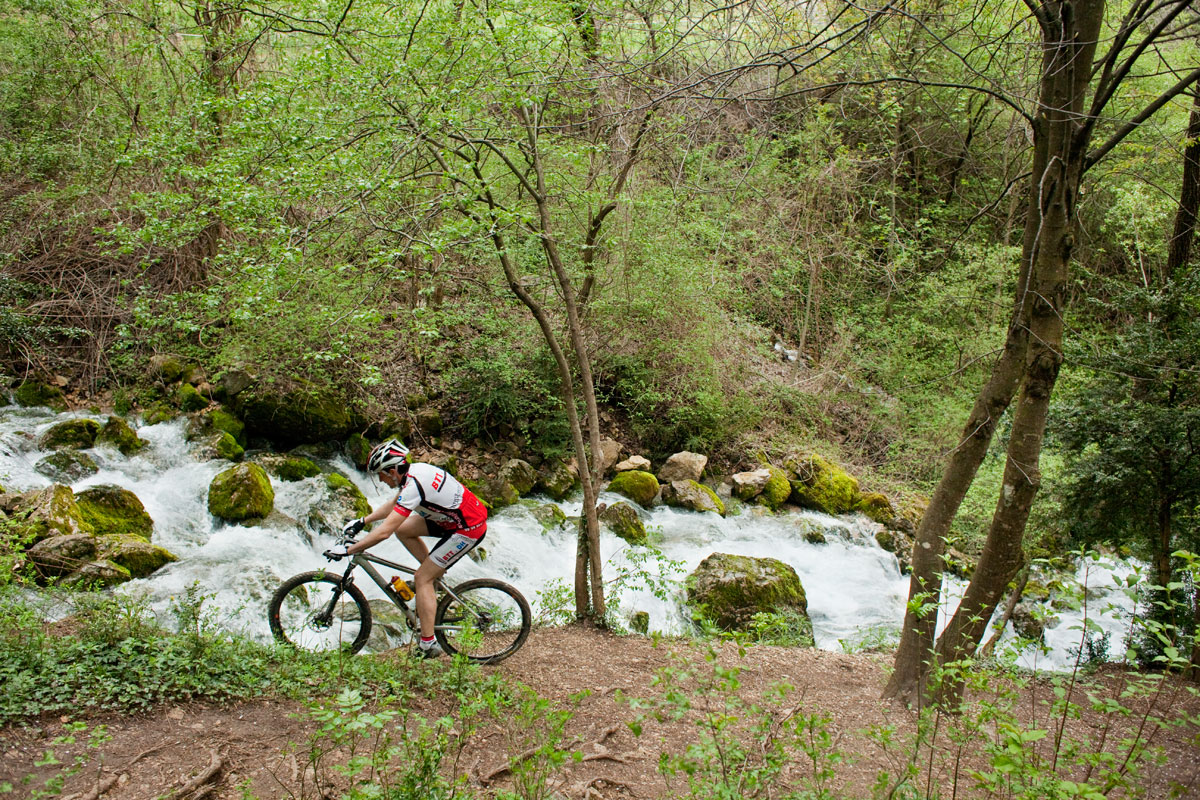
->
<box><xmin>1</xmin><ymin>404</ymin><xmax>1138</xmax><ymax>671</ymax></box>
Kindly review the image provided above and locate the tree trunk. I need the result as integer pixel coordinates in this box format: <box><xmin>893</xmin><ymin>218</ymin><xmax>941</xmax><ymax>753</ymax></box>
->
<box><xmin>886</xmin><ymin>0</ymin><xmax>1104</xmax><ymax>706</ymax></box>
<box><xmin>926</xmin><ymin>0</ymin><xmax>1103</xmax><ymax>706</ymax></box>
<box><xmin>1166</xmin><ymin>90</ymin><xmax>1200</xmax><ymax>279</ymax></box>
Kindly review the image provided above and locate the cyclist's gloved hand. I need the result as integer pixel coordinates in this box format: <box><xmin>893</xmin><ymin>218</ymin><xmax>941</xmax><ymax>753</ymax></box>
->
<box><xmin>341</xmin><ymin>518</ymin><xmax>365</xmax><ymax>537</ymax></box>
<box><xmin>323</xmin><ymin>544</ymin><xmax>350</xmax><ymax>561</ymax></box>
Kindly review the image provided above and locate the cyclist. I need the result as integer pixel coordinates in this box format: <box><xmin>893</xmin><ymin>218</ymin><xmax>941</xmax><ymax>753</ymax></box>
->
<box><xmin>324</xmin><ymin>439</ymin><xmax>487</xmax><ymax>658</ymax></box>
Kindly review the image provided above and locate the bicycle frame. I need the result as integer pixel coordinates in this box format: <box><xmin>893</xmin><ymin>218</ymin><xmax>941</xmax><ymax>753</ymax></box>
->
<box><xmin>330</xmin><ymin>551</ymin><xmax>469</xmax><ymax>634</ymax></box>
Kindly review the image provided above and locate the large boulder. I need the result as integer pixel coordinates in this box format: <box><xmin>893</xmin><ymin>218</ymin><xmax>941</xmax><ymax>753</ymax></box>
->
<box><xmin>15</xmin><ymin>381</ymin><xmax>67</xmax><ymax>411</ymax></box>
<box><xmin>498</xmin><ymin>459</ymin><xmax>537</xmax><ymax>496</ymax></box>
<box><xmin>759</xmin><ymin>467</ymin><xmax>792</xmax><ymax>510</ymax></box>
<box><xmin>38</xmin><ymin>419</ymin><xmax>100</xmax><ymax>451</ymax></box>
<box><xmin>75</xmin><ymin>485</ymin><xmax>154</xmax><ymax>539</ymax></box>
<box><xmin>607</xmin><ymin>470</ymin><xmax>659</xmax><ymax>507</ymax></box>
<box><xmin>231</xmin><ymin>380</ymin><xmax>367</xmax><ymax>446</ymax></box>
<box><xmin>537</xmin><ymin>460</ymin><xmax>578</xmax><ymax>501</ymax></box>
<box><xmin>36</xmin><ymin>450</ymin><xmax>99</xmax><ymax>482</ymax></box>
<box><xmin>208</xmin><ymin>463</ymin><xmax>275</xmax><ymax>523</ymax></box>
<box><xmin>345</xmin><ymin>433</ymin><xmax>372</xmax><ymax>471</ymax></box>
<box><xmin>686</xmin><ymin>552</ymin><xmax>810</xmax><ymax>632</ymax></box>
<box><xmin>600</xmin><ymin>501</ymin><xmax>647</xmax><ymax>545</ymax></box>
<box><xmin>254</xmin><ymin>454</ymin><xmax>321</xmax><ymax>482</ymax></box>
<box><xmin>786</xmin><ymin>454</ymin><xmax>860</xmax><ymax>515</ymax></box>
<box><xmin>26</xmin><ymin>533</ymin><xmax>99</xmax><ymax>579</ymax></box>
<box><xmin>16</xmin><ymin>485</ymin><xmax>93</xmax><ymax>544</ymax></box>
<box><xmin>96</xmin><ymin>534</ymin><xmax>177</xmax><ymax>578</ymax></box>
<box><xmin>529</xmin><ymin>502</ymin><xmax>567</xmax><ymax>532</ymax></box>
<box><xmin>96</xmin><ymin>416</ymin><xmax>147</xmax><ymax>455</ymax></box>
<box><xmin>661</xmin><ymin>480</ymin><xmax>725</xmax><ymax>516</ymax></box>
<box><xmin>323</xmin><ymin>473</ymin><xmax>371</xmax><ymax>519</ymax></box>
<box><xmin>658</xmin><ymin>451</ymin><xmax>707</xmax><ymax>483</ymax></box>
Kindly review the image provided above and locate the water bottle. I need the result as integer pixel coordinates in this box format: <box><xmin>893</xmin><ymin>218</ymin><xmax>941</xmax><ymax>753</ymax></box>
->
<box><xmin>390</xmin><ymin>575</ymin><xmax>415</xmax><ymax>601</ymax></box>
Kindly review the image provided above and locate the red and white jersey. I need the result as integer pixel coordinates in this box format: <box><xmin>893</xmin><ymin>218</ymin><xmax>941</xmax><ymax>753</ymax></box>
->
<box><xmin>392</xmin><ymin>462</ymin><xmax>487</xmax><ymax>536</ymax></box>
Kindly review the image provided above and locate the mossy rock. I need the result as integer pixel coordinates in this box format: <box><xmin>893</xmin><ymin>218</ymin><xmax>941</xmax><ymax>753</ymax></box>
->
<box><xmin>661</xmin><ymin>480</ymin><xmax>725</xmax><ymax>516</ymax></box>
<box><xmin>96</xmin><ymin>416</ymin><xmax>147</xmax><ymax>455</ymax></box>
<box><xmin>875</xmin><ymin>529</ymin><xmax>896</xmax><ymax>552</ymax></box>
<box><xmin>76</xmin><ymin>485</ymin><xmax>154</xmax><ymax>540</ymax></box>
<box><xmin>630</xmin><ymin>611</ymin><xmax>650</xmax><ymax>635</ymax></box>
<box><xmin>36</xmin><ymin>450</ymin><xmax>99</xmax><ymax>482</ymax></box>
<box><xmin>255</xmin><ymin>454</ymin><xmax>320</xmax><ymax>482</ymax></box>
<box><xmin>481</xmin><ymin>478</ymin><xmax>520</xmax><ymax>510</ymax></box>
<box><xmin>345</xmin><ymin>433</ymin><xmax>372</xmax><ymax>471</ymax></box>
<box><xmin>855</xmin><ymin>492</ymin><xmax>895</xmax><ymax>524</ymax></box>
<box><xmin>686</xmin><ymin>552</ymin><xmax>809</xmax><ymax>632</ymax></box>
<box><xmin>192</xmin><ymin>431</ymin><xmax>244</xmax><ymax>462</ymax></box>
<box><xmin>208</xmin><ymin>463</ymin><xmax>275</xmax><ymax>523</ymax></box>
<box><xmin>414</xmin><ymin>408</ymin><xmax>443</xmax><ymax>436</ymax></box>
<box><xmin>149</xmin><ymin>354</ymin><xmax>185</xmax><ymax>383</ymax></box>
<box><xmin>17</xmin><ymin>485</ymin><xmax>94</xmax><ymax>544</ymax></box>
<box><xmin>325</xmin><ymin>472</ymin><xmax>371</xmax><ymax>518</ymax></box>
<box><xmin>499</xmin><ymin>459</ymin><xmax>537</xmax><ymax>496</ymax></box>
<box><xmin>606</xmin><ymin>470</ymin><xmax>659</xmax><ymax>507</ymax></box>
<box><xmin>600</xmin><ymin>501</ymin><xmax>647</xmax><ymax>545</ymax></box>
<box><xmin>60</xmin><ymin>559</ymin><xmax>132</xmax><ymax>589</ymax></box>
<box><xmin>537</xmin><ymin>460</ymin><xmax>579</xmax><ymax>501</ymax></box>
<box><xmin>786</xmin><ymin>454</ymin><xmax>861</xmax><ymax>515</ymax></box>
<box><xmin>38</xmin><ymin>419</ymin><xmax>101</xmax><ymax>451</ymax></box>
<box><xmin>97</xmin><ymin>534</ymin><xmax>177</xmax><ymax>578</ymax></box>
<box><xmin>176</xmin><ymin>382</ymin><xmax>208</xmax><ymax>412</ymax></box>
<box><xmin>231</xmin><ymin>380</ymin><xmax>367</xmax><ymax>446</ymax></box>
<box><xmin>142</xmin><ymin>402</ymin><xmax>179</xmax><ymax>425</ymax></box>
<box><xmin>529</xmin><ymin>502</ymin><xmax>566</xmax><ymax>532</ymax></box>
<box><xmin>732</xmin><ymin>469</ymin><xmax>771</xmax><ymax>502</ymax></box>
<box><xmin>15</xmin><ymin>381</ymin><xmax>67</xmax><ymax>411</ymax></box>
<box><xmin>760</xmin><ymin>467</ymin><xmax>792</xmax><ymax>511</ymax></box>
<box><xmin>27</xmin><ymin>533</ymin><xmax>99</xmax><ymax>579</ymax></box>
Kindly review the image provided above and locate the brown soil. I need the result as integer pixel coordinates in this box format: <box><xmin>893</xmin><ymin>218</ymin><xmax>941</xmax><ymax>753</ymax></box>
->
<box><xmin>2</xmin><ymin>626</ymin><xmax>1198</xmax><ymax>799</ymax></box>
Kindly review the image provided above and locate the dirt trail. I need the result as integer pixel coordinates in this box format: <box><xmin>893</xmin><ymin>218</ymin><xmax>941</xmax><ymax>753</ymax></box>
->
<box><xmin>2</xmin><ymin>626</ymin><xmax>1198</xmax><ymax>799</ymax></box>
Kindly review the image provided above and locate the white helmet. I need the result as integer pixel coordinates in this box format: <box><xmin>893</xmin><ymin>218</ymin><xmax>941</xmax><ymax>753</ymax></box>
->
<box><xmin>367</xmin><ymin>439</ymin><xmax>411</xmax><ymax>474</ymax></box>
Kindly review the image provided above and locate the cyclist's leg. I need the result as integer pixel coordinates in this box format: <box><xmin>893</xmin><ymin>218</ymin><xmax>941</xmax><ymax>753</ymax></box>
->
<box><xmin>421</xmin><ymin>528</ymin><xmax>486</xmax><ymax>638</ymax></box>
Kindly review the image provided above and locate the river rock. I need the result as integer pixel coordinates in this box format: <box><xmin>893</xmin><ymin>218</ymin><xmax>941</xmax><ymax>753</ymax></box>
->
<box><xmin>345</xmin><ymin>433</ymin><xmax>372</xmax><ymax>471</ymax></box>
<box><xmin>231</xmin><ymin>380</ymin><xmax>367</xmax><ymax>446</ymax></box>
<box><xmin>537</xmin><ymin>460</ymin><xmax>578</xmax><ymax>501</ymax></box>
<box><xmin>17</xmin><ymin>484</ymin><xmax>92</xmax><ymax>544</ymax></box>
<box><xmin>530</xmin><ymin>502</ymin><xmax>567</xmax><ymax>532</ymax></box>
<box><xmin>96</xmin><ymin>416</ymin><xmax>147</xmax><ymax>455</ymax></box>
<box><xmin>208</xmin><ymin>463</ymin><xmax>275</xmax><ymax>523</ymax></box>
<box><xmin>60</xmin><ymin>558</ymin><xmax>132</xmax><ymax>589</ymax></box>
<box><xmin>36</xmin><ymin>450</ymin><xmax>99</xmax><ymax>482</ymax></box>
<box><xmin>855</xmin><ymin>492</ymin><xmax>895</xmax><ymax>524</ymax></box>
<box><xmin>15</xmin><ymin>381</ymin><xmax>67</xmax><ymax>411</ymax></box>
<box><xmin>176</xmin><ymin>382</ymin><xmax>208</xmax><ymax>412</ymax></box>
<box><xmin>255</xmin><ymin>453</ymin><xmax>321</xmax><ymax>482</ymax></box>
<box><xmin>607</xmin><ymin>470</ymin><xmax>659</xmax><ymax>507</ymax></box>
<box><xmin>97</xmin><ymin>534</ymin><xmax>177</xmax><ymax>578</ymax></box>
<box><xmin>499</xmin><ymin>459</ymin><xmax>537</xmax><ymax>496</ymax></box>
<box><xmin>658</xmin><ymin>451</ymin><xmax>707</xmax><ymax>483</ymax></box>
<box><xmin>661</xmin><ymin>480</ymin><xmax>725</xmax><ymax>516</ymax></box>
<box><xmin>38</xmin><ymin>419</ymin><xmax>101</xmax><ymax>451</ymax></box>
<box><xmin>614</xmin><ymin>455</ymin><xmax>651</xmax><ymax>472</ymax></box>
<box><xmin>415</xmin><ymin>408</ymin><xmax>443</xmax><ymax>437</ymax></box>
<box><xmin>786</xmin><ymin>454</ymin><xmax>860</xmax><ymax>515</ymax></box>
<box><xmin>600</xmin><ymin>501</ymin><xmax>647</xmax><ymax>545</ymax></box>
<box><xmin>194</xmin><ymin>431</ymin><xmax>245</xmax><ymax>462</ymax></box>
<box><xmin>76</xmin><ymin>485</ymin><xmax>154</xmax><ymax>539</ymax></box>
<box><xmin>27</xmin><ymin>533</ymin><xmax>99</xmax><ymax>579</ymax></box>
<box><xmin>686</xmin><ymin>552</ymin><xmax>810</xmax><ymax>632</ymax></box>
<box><xmin>1012</xmin><ymin>600</ymin><xmax>1049</xmax><ymax>644</ymax></box>
<box><xmin>323</xmin><ymin>472</ymin><xmax>371</xmax><ymax>519</ymax></box>
<box><xmin>596</xmin><ymin>437</ymin><xmax>623</xmax><ymax>475</ymax></box>
<box><xmin>732</xmin><ymin>469</ymin><xmax>771</xmax><ymax>501</ymax></box>
<box><xmin>149</xmin><ymin>354</ymin><xmax>185</xmax><ymax>383</ymax></box>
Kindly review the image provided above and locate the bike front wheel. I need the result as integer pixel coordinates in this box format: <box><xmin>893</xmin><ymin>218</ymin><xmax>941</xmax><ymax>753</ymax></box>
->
<box><xmin>434</xmin><ymin>578</ymin><xmax>531</xmax><ymax>664</ymax></box>
<box><xmin>268</xmin><ymin>570</ymin><xmax>372</xmax><ymax>653</ymax></box>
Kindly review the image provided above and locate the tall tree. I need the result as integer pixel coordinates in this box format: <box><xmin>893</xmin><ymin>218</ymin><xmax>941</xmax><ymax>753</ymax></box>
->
<box><xmin>884</xmin><ymin>0</ymin><xmax>1200</xmax><ymax>705</ymax></box>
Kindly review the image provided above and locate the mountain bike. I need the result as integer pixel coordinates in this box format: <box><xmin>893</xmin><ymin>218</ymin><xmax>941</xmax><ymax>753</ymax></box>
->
<box><xmin>267</xmin><ymin>533</ymin><xmax>531</xmax><ymax>664</ymax></box>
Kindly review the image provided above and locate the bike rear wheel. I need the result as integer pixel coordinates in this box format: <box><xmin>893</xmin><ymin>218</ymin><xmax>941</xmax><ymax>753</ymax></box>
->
<box><xmin>434</xmin><ymin>578</ymin><xmax>531</xmax><ymax>664</ymax></box>
<box><xmin>268</xmin><ymin>570</ymin><xmax>372</xmax><ymax>653</ymax></box>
